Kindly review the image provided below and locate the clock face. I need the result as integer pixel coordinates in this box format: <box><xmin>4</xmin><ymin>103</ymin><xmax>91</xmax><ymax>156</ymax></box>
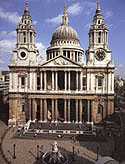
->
<box><xmin>19</xmin><ymin>51</ymin><xmax>27</xmax><ymax>60</ymax></box>
<box><xmin>95</xmin><ymin>50</ymin><xmax>105</xmax><ymax>61</ymax></box>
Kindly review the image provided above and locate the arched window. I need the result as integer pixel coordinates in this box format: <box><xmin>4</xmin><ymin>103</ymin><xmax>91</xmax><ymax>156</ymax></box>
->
<box><xmin>98</xmin><ymin>104</ymin><xmax>103</xmax><ymax>114</ymax></box>
<box><xmin>98</xmin><ymin>20</ymin><xmax>101</xmax><ymax>25</ymax></box>
<box><xmin>23</xmin><ymin>32</ymin><xmax>26</xmax><ymax>43</ymax></box>
<box><xmin>30</xmin><ymin>32</ymin><xmax>32</xmax><ymax>43</ymax></box>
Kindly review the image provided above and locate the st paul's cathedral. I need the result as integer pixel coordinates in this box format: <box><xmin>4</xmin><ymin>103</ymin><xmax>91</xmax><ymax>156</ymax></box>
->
<box><xmin>9</xmin><ymin>0</ymin><xmax>115</xmax><ymax>130</ymax></box>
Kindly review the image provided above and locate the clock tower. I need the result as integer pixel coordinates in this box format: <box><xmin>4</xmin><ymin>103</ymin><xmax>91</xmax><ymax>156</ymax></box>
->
<box><xmin>11</xmin><ymin>0</ymin><xmax>38</xmax><ymax>66</ymax></box>
<box><xmin>87</xmin><ymin>0</ymin><xmax>112</xmax><ymax>66</ymax></box>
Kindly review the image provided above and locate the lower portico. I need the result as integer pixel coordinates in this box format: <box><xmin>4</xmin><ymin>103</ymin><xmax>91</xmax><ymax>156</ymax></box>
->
<box><xmin>28</xmin><ymin>98</ymin><xmax>93</xmax><ymax>124</ymax></box>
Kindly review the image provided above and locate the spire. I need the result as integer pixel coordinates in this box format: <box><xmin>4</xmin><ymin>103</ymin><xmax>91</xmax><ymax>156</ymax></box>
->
<box><xmin>24</xmin><ymin>0</ymin><xmax>29</xmax><ymax>11</ymax></box>
<box><xmin>23</xmin><ymin>0</ymin><xmax>30</xmax><ymax>16</ymax></box>
<box><xmin>96</xmin><ymin>0</ymin><xmax>101</xmax><ymax>11</ymax></box>
<box><xmin>96</xmin><ymin>0</ymin><xmax>102</xmax><ymax>15</ymax></box>
<box><xmin>62</xmin><ymin>5</ymin><xmax>69</xmax><ymax>26</ymax></box>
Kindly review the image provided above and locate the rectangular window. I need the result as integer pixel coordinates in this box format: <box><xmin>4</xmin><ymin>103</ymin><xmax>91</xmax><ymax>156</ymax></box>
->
<box><xmin>98</xmin><ymin>77</ymin><xmax>103</xmax><ymax>87</ymax></box>
<box><xmin>83</xmin><ymin>77</ymin><xmax>87</xmax><ymax>90</ymax></box>
<box><xmin>23</xmin><ymin>32</ymin><xmax>26</xmax><ymax>36</ymax></box>
<box><xmin>21</xmin><ymin>77</ymin><xmax>25</xmax><ymax>88</ymax></box>
<box><xmin>24</xmin><ymin>37</ymin><xmax>26</xmax><ymax>43</ymax></box>
<box><xmin>98</xmin><ymin>31</ymin><xmax>101</xmax><ymax>43</ymax></box>
<box><xmin>98</xmin><ymin>37</ymin><xmax>101</xmax><ymax>43</ymax></box>
<box><xmin>22</xmin><ymin>104</ymin><xmax>25</xmax><ymax>112</ymax></box>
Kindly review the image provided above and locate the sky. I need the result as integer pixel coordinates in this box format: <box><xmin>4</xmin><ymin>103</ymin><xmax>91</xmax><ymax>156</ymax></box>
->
<box><xmin>0</xmin><ymin>0</ymin><xmax>125</xmax><ymax>78</ymax></box>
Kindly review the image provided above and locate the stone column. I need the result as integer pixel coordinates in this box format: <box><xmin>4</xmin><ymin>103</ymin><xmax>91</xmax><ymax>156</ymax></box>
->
<box><xmin>79</xmin><ymin>99</ymin><xmax>83</xmax><ymax>123</ymax></box>
<box><xmin>108</xmin><ymin>72</ymin><xmax>111</xmax><ymax>93</ymax></box>
<box><xmin>55</xmin><ymin>99</ymin><xmax>58</xmax><ymax>122</ymax></box>
<box><xmin>68</xmin><ymin>99</ymin><xmax>70</xmax><ymax>123</ymax></box>
<box><xmin>34</xmin><ymin>72</ymin><xmax>36</xmax><ymax>91</ymax></box>
<box><xmin>9</xmin><ymin>72</ymin><xmax>13</xmax><ymax>89</ymax></box>
<box><xmin>33</xmin><ymin>99</ymin><xmax>37</xmax><ymax>121</ymax></box>
<box><xmin>77</xmin><ymin>52</ymin><xmax>78</xmax><ymax>62</ymax></box>
<box><xmin>65</xmin><ymin>71</ymin><xmax>67</xmax><ymax>91</ymax></box>
<box><xmin>44</xmin><ymin>99</ymin><xmax>47</xmax><ymax>122</ymax></box>
<box><xmin>25</xmin><ymin>76</ymin><xmax>28</xmax><ymax>91</ymax></box>
<box><xmin>68</xmin><ymin>71</ymin><xmax>71</xmax><ymax>91</ymax></box>
<box><xmin>112</xmin><ymin>73</ymin><xmax>114</xmax><ymax>92</ymax></box>
<box><xmin>29</xmin><ymin>99</ymin><xmax>31</xmax><ymax>120</ymax></box>
<box><xmin>30</xmin><ymin>72</ymin><xmax>33</xmax><ymax>90</ymax></box>
<box><xmin>76</xmin><ymin>99</ymin><xmax>79</xmax><ymax>123</ymax></box>
<box><xmin>76</xmin><ymin>71</ymin><xmax>79</xmax><ymax>91</ymax></box>
<box><xmin>40</xmin><ymin>72</ymin><xmax>43</xmax><ymax>90</ymax></box>
<box><xmin>51</xmin><ymin>99</ymin><xmax>54</xmax><ymax>122</ymax></box>
<box><xmin>64</xmin><ymin>99</ymin><xmax>67</xmax><ymax>123</ymax></box>
<box><xmin>40</xmin><ymin>99</ymin><xmax>43</xmax><ymax>122</ymax></box>
<box><xmin>80</xmin><ymin>71</ymin><xmax>83</xmax><ymax>91</ymax></box>
<box><xmin>66</xmin><ymin>51</ymin><xmax>67</xmax><ymax>58</ymax></box>
<box><xmin>73</xmin><ymin>52</ymin><xmax>75</xmax><ymax>61</ymax></box>
<box><xmin>87</xmin><ymin>100</ymin><xmax>90</xmax><ymax>123</ymax></box>
<box><xmin>44</xmin><ymin>71</ymin><xmax>47</xmax><ymax>91</ymax></box>
<box><xmin>52</xmin><ymin>71</ymin><xmax>54</xmax><ymax>90</ymax></box>
<box><xmin>87</xmin><ymin>73</ymin><xmax>90</xmax><ymax>91</ymax></box>
<box><xmin>55</xmin><ymin>72</ymin><xmax>58</xmax><ymax>91</ymax></box>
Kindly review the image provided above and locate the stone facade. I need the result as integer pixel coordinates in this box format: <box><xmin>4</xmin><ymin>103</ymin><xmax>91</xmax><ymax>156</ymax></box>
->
<box><xmin>9</xmin><ymin>1</ymin><xmax>115</xmax><ymax>126</ymax></box>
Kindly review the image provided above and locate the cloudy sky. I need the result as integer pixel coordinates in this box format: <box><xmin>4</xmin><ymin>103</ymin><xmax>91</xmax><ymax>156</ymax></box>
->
<box><xmin>0</xmin><ymin>0</ymin><xmax>125</xmax><ymax>77</ymax></box>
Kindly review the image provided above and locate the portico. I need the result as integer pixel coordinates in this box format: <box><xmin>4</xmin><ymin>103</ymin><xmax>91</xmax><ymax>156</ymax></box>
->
<box><xmin>28</xmin><ymin>98</ymin><xmax>92</xmax><ymax>124</ymax></box>
<box><xmin>37</xmin><ymin>69</ymin><xmax>83</xmax><ymax>91</ymax></box>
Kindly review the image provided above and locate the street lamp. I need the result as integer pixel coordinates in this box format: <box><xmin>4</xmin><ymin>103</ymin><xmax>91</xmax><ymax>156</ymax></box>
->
<box><xmin>96</xmin><ymin>146</ymin><xmax>99</xmax><ymax>161</ymax></box>
<box><xmin>36</xmin><ymin>145</ymin><xmax>40</xmax><ymax>160</ymax></box>
<box><xmin>13</xmin><ymin>143</ymin><xmax>16</xmax><ymax>159</ymax></box>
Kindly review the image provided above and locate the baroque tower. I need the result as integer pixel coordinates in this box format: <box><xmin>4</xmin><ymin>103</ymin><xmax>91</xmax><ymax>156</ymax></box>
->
<box><xmin>11</xmin><ymin>0</ymin><xmax>38</xmax><ymax>66</ymax></box>
<box><xmin>9</xmin><ymin>1</ymin><xmax>38</xmax><ymax>125</ymax></box>
<box><xmin>87</xmin><ymin>0</ymin><xmax>112</xmax><ymax>66</ymax></box>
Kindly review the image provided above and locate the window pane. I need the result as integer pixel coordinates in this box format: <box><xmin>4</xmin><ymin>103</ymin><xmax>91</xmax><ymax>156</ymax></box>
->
<box><xmin>21</xmin><ymin>77</ymin><xmax>25</xmax><ymax>86</ymax></box>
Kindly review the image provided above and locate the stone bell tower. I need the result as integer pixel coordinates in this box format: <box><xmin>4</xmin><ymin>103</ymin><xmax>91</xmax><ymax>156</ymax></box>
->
<box><xmin>9</xmin><ymin>0</ymin><xmax>38</xmax><ymax>126</ymax></box>
<box><xmin>87</xmin><ymin>0</ymin><xmax>112</xmax><ymax>66</ymax></box>
<box><xmin>86</xmin><ymin>0</ymin><xmax>115</xmax><ymax>123</ymax></box>
<box><xmin>11</xmin><ymin>0</ymin><xmax>38</xmax><ymax>66</ymax></box>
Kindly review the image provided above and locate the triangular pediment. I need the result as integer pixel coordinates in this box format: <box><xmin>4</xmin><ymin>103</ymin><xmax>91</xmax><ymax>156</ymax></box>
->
<box><xmin>40</xmin><ymin>55</ymin><xmax>82</xmax><ymax>67</ymax></box>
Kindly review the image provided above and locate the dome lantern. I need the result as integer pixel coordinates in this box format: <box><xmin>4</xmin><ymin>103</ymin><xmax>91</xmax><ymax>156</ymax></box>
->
<box><xmin>62</xmin><ymin>5</ymin><xmax>69</xmax><ymax>26</ymax></box>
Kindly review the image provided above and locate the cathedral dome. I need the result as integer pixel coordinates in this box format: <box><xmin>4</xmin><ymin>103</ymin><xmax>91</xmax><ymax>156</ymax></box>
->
<box><xmin>51</xmin><ymin>25</ymin><xmax>79</xmax><ymax>43</ymax></box>
<box><xmin>50</xmin><ymin>6</ymin><xmax>80</xmax><ymax>46</ymax></box>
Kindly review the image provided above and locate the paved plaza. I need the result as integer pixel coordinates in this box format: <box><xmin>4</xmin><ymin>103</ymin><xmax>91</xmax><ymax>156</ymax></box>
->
<box><xmin>1</xmin><ymin>120</ymin><xmax>125</xmax><ymax>164</ymax></box>
<box><xmin>2</xmin><ymin>127</ymin><xmax>97</xmax><ymax>164</ymax></box>
<box><xmin>0</xmin><ymin>121</ymin><xmax>7</xmax><ymax>164</ymax></box>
